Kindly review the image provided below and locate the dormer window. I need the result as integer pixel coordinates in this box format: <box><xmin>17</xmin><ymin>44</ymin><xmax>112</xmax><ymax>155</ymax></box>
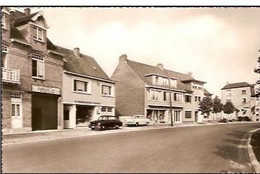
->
<box><xmin>33</xmin><ymin>26</ymin><xmax>44</xmax><ymax>42</ymax></box>
<box><xmin>1</xmin><ymin>12</ymin><xmax>6</xmax><ymax>29</ymax></box>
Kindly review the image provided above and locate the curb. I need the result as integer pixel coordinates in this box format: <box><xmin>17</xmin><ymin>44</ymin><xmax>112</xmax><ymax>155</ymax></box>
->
<box><xmin>247</xmin><ymin>128</ymin><xmax>260</xmax><ymax>173</ymax></box>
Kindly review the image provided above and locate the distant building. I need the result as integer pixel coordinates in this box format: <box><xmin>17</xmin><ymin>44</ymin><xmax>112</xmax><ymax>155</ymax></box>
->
<box><xmin>221</xmin><ymin>82</ymin><xmax>259</xmax><ymax>121</ymax></box>
<box><xmin>2</xmin><ymin>7</ymin><xmax>63</xmax><ymax>133</ymax></box>
<box><xmin>111</xmin><ymin>54</ymin><xmax>212</xmax><ymax>124</ymax></box>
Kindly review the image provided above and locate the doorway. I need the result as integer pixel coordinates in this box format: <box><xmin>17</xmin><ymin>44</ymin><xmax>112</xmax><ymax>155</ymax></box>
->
<box><xmin>32</xmin><ymin>94</ymin><xmax>58</xmax><ymax>131</ymax></box>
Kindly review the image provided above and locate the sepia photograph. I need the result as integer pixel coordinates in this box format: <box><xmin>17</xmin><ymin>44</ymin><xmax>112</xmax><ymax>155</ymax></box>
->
<box><xmin>1</xmin><ymin>5</ymin><xmax>260</xmax><ymax>173</ymax></box>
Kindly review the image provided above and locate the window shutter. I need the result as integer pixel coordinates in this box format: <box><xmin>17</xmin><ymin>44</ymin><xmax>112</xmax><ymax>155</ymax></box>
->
<box><xmin>37</xmin><ymin>61</ymin><xmax>44</xmax><ymax>78</ymax></box>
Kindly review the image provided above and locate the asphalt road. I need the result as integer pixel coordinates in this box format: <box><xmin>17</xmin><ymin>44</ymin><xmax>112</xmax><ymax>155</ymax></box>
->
<box><xmin>2</xmin><ymin>123</ymin><xmax>260</xmax><ymax>173</ymax></box>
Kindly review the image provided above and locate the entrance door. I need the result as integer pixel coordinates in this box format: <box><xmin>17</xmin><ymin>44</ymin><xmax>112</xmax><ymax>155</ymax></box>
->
<box><xmin>11</xmin><ymin>103</ymin><xmax>23</xmax><ymax>128</ymax></box>
<box><xmin>32</xmin><ymin>94</ymin><xmax>58</xmax><ymax>131</ymax></box>
<box><xmin>174</xmin><ymin>111</ymin><xmax>181</xmax><ymax>122</ymax></box>
<box><xmin>195</xmin><ymin>111</ymin><xmax>198</xmax><ymax>122</ymax></box>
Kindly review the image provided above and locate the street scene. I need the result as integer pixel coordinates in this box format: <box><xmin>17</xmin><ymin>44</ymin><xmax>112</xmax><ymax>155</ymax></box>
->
<box><xmin>1</xmin><ymin>6</ymin><xmax>260</xmax><ymax>173</ymax></box>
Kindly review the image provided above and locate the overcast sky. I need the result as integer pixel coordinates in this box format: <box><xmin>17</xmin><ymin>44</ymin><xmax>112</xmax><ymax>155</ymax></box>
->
<box><xmin>22</xmin><ymin>7</ymin><xmax>260</xmax><ymax>97</ymax></box>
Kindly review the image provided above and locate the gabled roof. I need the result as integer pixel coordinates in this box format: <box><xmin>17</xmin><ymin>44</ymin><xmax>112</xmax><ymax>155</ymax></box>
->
<box><xmin>56</xmin><ymin>46</ymin><xmax>112</xmax><ymax>81</ymax></box>
<box><xmin>126</xmin><ymin>59</ymin><xmax>197</xmax><ymax>91</ymax></box>
<box><xmin>13</xmin><ymin>12</ymin><xmax>38</xmax><ymax>26</ymax></box>
<box><xmin>204</xmin><ymin>88</ymin><xmax>212</xmax><ymax>96</ymax></box>
<box><xmin>221</xmin><ymin>82</ymin><xmax>252</xmax><ymax>90</ymax></box>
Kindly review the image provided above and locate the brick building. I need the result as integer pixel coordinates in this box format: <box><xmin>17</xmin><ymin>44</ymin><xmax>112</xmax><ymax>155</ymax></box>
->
<box><xmin>2</xmin><ymin>7</ymin><xmax>64</xmax><ymax>133</ymax></box>
<box><xmin>111</xmin><ymin>54</ymin><xmax>212</xmax><ymax>124</ymax></box>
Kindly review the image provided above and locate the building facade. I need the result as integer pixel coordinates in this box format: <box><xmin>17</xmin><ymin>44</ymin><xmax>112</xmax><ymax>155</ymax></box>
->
<box><xmin>2</xmin><ymin>8</ymin><xmax>64</xmax><ymax>133</ymax></box>
<box><xmin>111</xmin><ymin>54</ymin><xmax>211</xmax><ymax>124</ymax></box>
<box><xmin>58</xmin><ymin>47</ymin><xmax>116</xmax><ymax>129</ymax></box>
<box><xmin>221</xmin><ymin>82</ymin><xmax>259</xmax><ymax>121</ymax></box>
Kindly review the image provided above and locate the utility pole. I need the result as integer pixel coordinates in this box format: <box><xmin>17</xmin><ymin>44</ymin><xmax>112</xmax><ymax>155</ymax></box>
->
<box><xmin>167</xmin><ymin>70</ymin><xmax>174</xmax><ymax>126</ymax></box>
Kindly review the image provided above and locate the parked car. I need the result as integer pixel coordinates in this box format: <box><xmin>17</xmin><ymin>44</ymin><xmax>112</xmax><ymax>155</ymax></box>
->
<box><xmin>237</xmin><ymin>116</ymin><xmax>251</xmax><ymax>122</ymax></box>
<box><xmin>126</xmin><ymin>115</ymin><xmax>150</xmax><ymax>126</ymax></box>
<box><xmin>89</xmin><ymin>115</ymin><xmax>123</xmax><ymax>130</ymax></box>
<box><xmin>218</xmin><ymin>118</ymin><xmax>228</xmax><ymax>123</ymax></box>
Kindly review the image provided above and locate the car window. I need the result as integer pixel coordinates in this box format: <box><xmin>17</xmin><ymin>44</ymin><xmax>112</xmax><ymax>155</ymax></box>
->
<box><xmin>99</xmin><ymin>116</ymin><xmax>108</xmax><ymax>120</ymax></box>
<box><xmin>109</xmin><ymin>117</ymin><xmax>116</xmax><ymax>120</ymax></box>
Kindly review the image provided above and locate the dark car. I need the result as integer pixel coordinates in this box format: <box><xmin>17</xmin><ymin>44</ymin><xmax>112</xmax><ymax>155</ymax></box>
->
<box><xmin>89</xmin><ymin>115</ymin><xmax>123</xmax><ymax>130</ymax></box>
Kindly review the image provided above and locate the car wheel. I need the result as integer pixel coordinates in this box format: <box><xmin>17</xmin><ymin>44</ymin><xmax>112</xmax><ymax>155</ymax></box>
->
<box><xmin>136</xmin><ymin>122</ymin><xmax>139</xmax><ymax>126</ymax></box>
<box><xmin>146</xmin><ymin>122</ymin><xmax>149</xmax><ymax>126</ymax></box>
<box><xmin>114</xmin><ymin>124</ymin><xmax>119</xmax><ymax>129</ymax></box>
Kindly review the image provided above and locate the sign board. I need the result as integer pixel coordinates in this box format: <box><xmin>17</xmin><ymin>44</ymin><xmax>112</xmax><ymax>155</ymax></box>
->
<box><xmin>74</xmin><ymin>100</ymin><xmax>101</xmax><ymax>105</ymax></box>
<box><xmin>32</xmin><ymin>85</ymin><xmax>61</xmax><ymax>95</ymax></box>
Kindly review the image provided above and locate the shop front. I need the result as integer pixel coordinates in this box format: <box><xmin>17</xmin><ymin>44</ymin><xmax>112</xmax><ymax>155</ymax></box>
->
<box><xmin>147</xmin><ymin>106</ymin><xmax>183</xmax><ymax>124</ymax></box>
<box><xmin>63</xmin><ymin>100</ymin><xmax>102</xmax><ymax>129</ymax></box>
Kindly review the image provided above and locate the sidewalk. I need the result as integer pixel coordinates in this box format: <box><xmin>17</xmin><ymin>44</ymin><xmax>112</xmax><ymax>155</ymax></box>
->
<box><xmin>2</xmin><ymin>121</ymin><xmax>255</xmax><ymax>146</ymax></box>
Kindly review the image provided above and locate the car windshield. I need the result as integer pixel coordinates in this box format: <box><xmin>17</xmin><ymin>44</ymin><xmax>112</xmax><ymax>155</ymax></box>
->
<box><xmin>98</xmin><ymin>116</ymin><xmax>108</xmax><ymax>120</ymax></box>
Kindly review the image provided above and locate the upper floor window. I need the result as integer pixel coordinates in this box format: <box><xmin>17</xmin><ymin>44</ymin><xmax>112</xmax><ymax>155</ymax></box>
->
<box><xmin>32</xmin><ymin>54</ymin><xmax>44</xmax><ymax>79</ymax></box>
<box><xmin>102</xmin><ymin>85</ymin><xmax>112</xmax><ymax>96</ymax></box>
<box><xmin>1</xmin><ymin>12</ymin><xmax>6</xmax><ymax>29</ymax></box>
<box><xmin>226</xmin><ymin>90</ymin><xmax>231</xmax><ymax>97</ymax></box>
<box><xmin>151</xmin><ymin>90</ymin><xmax>161</xmax><ymax>101</ymax></box>
<box><xmin>242</xmin><ymin>98</ymin><xmax>246</xmax><ymax>103</ymax></box>
<box><xmin>242</xmin><ymin>90</ymin><xmax>246</xmax><ymax>95</ymax></box>
<box><xmin>174</xmin><ymin>93</ymin><xmax>183</xmax><ymax>102</ymax></box>
<box><xmin>1</xmin><ymin>44</ymin><xmax>8</xmax><ymax>68</ymax></box>
<box><xmin>74</xmin><ymin>80</ymin><xmax>89</xmax><ymax>93</ymax></box>
<box><xmin>33</xmin><ymin>26</ymin><xmax>44</xmax><ymax>42</ymax></box>
<box><xmin>185</xmin><ymin>95</ymin><xmax>192</xmax><ymax>103</ymax></box>
<box><xmin>163</xmin><ymin>92</ymin><xmax>169</xmax><ymax>101</ymax></box>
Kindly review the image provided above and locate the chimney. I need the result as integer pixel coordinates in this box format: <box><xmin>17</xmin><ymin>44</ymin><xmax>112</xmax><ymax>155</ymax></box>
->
<box><xmin>24</xmin><ymin>8</ymin><xmax>31</xmax><ymax>16</ymax></box>
<box><xmin>188</xmin><ymin>71</ymin><xmax>193</xmax><ymax>77</ymax></box>
<box><xmin>156</xmin><ymin>63</ymin><xmax>164</xmax><ymax>70</ymax></box>
<box><xmin>73</xmin><ymin>47</ymin><xmax>80</xmax><ymax>57</ymax></box>
<box><xmin>226</xmin><ymin>81</ymin><xmax>229</xmax><ymax>85</ymax></box>
<box><xmin>119</xmin><ymin>54</ymin><xmax>127</xmax><ymax>63</ymax></box>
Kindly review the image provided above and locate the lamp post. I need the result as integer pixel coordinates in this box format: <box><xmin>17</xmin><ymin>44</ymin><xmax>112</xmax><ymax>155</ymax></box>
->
<box><xmin>167</xmin><ymin>70</ymin><xmax>174</xmax><ymax>126</ymax></box>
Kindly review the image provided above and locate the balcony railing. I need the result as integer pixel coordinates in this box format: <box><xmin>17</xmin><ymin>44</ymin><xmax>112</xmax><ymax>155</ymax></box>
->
<box><xmin>2</xmin><ymin>67</ymin><xmax>20</xmax><ymax>84</ymax></box>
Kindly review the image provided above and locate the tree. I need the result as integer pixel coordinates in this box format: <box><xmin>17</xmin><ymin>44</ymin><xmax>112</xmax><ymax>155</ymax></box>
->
<box><xmin>212</xmin><ymin>96</ymin><xmax>223</xmax><ymax>120</ymax></box>
<box><xmin>223</xmin><ymin>101</ymin><xmax>235</xmax><ymax>118</ymax></box>
<box><xmin>254</xmin><ymin>50</ymin><xmax>260</xmax><ymax>97</ymax></box>
<box><xmin>199</xmin><ymin>96</ymin><xmax>213</xmax><ymax>117</ymax></box>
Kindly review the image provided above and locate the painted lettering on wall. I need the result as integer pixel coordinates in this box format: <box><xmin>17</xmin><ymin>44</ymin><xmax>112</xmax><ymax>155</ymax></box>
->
<box><xmin>32</xmin><ymin>85</ymin><xmax>61</xmax><ymax>95</ymax></box>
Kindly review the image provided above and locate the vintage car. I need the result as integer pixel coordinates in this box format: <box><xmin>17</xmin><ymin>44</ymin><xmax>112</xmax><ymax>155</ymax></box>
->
<box><xmin>125</xmin><ymin>115</ymin><xmax>150</xmax><ymax>126</ymax></box>
<box><xmin>89</xmin><ymin>115</ymin><xmax>123</xmax><ymax>130</ymax></box>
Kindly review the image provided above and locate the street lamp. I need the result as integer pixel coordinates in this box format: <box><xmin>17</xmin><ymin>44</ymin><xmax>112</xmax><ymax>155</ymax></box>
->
<box><xmin>166</xmin><ymin>70</ymin><xmax>174</xmax><ymax>126</ymax></box>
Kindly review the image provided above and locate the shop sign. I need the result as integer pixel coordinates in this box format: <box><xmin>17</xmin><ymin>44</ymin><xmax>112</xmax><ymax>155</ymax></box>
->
<box><xmin>32</xmin><ymin>85</ymin><xmax>61</xmax><ymax>95</ymax></box>
<box><xmin>74</xmin><ymin>100</ymin><xmax>101</xmax><ymax>105</ymax></box>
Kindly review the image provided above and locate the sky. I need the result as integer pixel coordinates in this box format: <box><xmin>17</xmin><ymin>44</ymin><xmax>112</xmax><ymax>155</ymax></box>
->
<box><xmin>19</xmin><ymin>7</ymin><xmax>260</xmax><ymax>97</ymax></box>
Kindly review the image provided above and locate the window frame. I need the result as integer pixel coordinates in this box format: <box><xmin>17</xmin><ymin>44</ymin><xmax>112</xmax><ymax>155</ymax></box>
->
<box><xmin>32</xmin><ymin>53</ymin><xmax>45</xmax><ymax>79</ymax></box>
<box><xmin>242</xmin><ymin>90</ymin><xmax>246</xmax><ymax>95</ymax></box>
<box><xmin>73</xmin><ymin>79</ymin><xmax>90</xmax><ymax>94</ymax></box>
<box><xmin>1</xmin><ymin>44</ymin><xmax>8</xmax><ymax>68</ymax></box>
<box><xmin>185</xmin><ymin>111</ymin><xmax>192</xmax><ymax>119</ymax></box>
<box><xmin>101</xmin><ymin>84</ymin><xmax>113</xmax><ymax>97</ymax></box>
<box><xmin>185</xmin><ymin>95</ymin><xmax>192</xmax><ymax>103</ymax></box>
<box><xmin>1</xmin><ymin>12</ymin><xmax>6</xmax><ymax>29</ymax></box>
<box><xmin>32</xmin><ymin>25</ymin><xmax>44</xmax><ymax>42</ymax></box>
